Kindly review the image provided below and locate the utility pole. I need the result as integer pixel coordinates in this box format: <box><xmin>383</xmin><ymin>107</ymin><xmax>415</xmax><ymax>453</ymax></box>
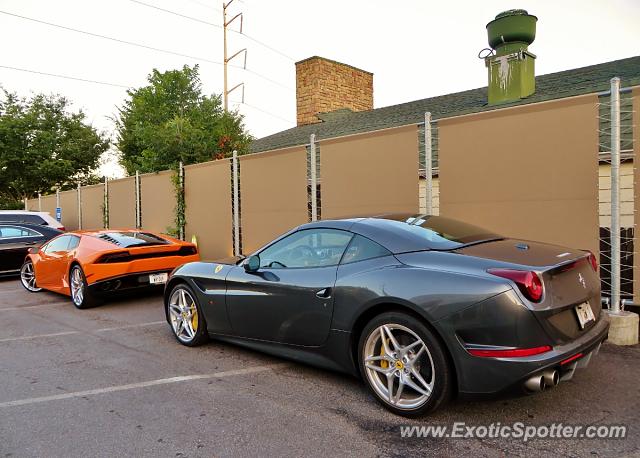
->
<box><xmin>223</xmin><ymin>0</ymin><xmax>246</xmax><ymax>111</ymax></box>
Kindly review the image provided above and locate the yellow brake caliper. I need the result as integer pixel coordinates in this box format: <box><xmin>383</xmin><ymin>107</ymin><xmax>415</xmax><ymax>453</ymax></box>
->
<box><xmin>380</xmin><ymin>339</ymin><xmax>389</xmax><ymax>369</ymax></box>
<box><xmin>191</xmin><ymin>303</ymin><xmax>198</xmax><ymax>331</ymax></box>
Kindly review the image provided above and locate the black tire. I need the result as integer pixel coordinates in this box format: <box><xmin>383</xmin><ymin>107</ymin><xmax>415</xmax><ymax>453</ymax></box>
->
<box><xmin>358</xmin><ymin>311</ymin><xmax>452</xmax><ymax>417</ymax></box>
<box><xmin>20</xmin><ymin>259</ymin><xmax>42</xmax><ymax>292</ymax></box>
<box><xmin>166</xmin><ymin>283</ymin><xmax>208</xmax><ymax>347</ymax></box>
<box><xmin>69</xmin><ymin>265</ymin><xmax>97</xmax><ymax>309</ymax></box>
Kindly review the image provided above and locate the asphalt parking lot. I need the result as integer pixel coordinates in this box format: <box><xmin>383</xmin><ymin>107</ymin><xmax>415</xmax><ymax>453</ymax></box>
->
<box><xmin>0</xmin><ymin>278</ymin><xmax>638</xmax><ymax>458</ymax></box>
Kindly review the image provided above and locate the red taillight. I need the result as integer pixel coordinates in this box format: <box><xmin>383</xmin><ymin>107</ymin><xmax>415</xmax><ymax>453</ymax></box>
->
<box><xmin>59</xmin><ymin>226</ymin><xmax>66</xmax><ymax>231</ymax></box>
<box><xmin>488</xmin><ymin>268</ymin><xmax>543</xmax><ymax>302</ymax></box>
<box><xmin>467</xmin><ymin>345</ymin><xmax>552</xmax><ymax>358</ymax></box>
<box><xmin>587</xmin><ymin>251</ymin><xmax>598</xmax><ymax>273</ymax></box>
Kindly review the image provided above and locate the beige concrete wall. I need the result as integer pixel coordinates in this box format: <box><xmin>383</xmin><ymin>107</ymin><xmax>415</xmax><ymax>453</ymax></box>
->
<box><xmin>439</xmin><ymin>94</ymin><xmax>600</xmax><ymax>256</ymax></box>
<box><xmin>140</xmin><ymin>171</ymin><xmax>175</xmax><ymax>234</ymax></box>
<box><xmin>26</xmin><ymin>199</ymin><xmax>38</xmax><ymax>211</ymax></box>
<box><xmin>81</xmin><ymin>184</ymin><xmax>105</xmax><ymax>230</ymax></box>
<box><xmin>40</xmin><ymin>194</ymin><xmax>56</xmax><ymax>219</ymax></box>
<box><xmin>240</xmin><ymin>146</ymin><xmax>309</xmax><ymax>254</ymax></box>
<box><xmin>108</xmin><ymin>177</ymin><xmax>136</xmax><ymax>229</ymax></box>
<box><xmin>321</xmin><ymin>125</ymin><xmax>419</xmax><ymax>219</ymax></box>
<box><xmin>184</xmin><ymin>160</ymin><xmax>233</xmax><ymax>260</ymax></box>
<box><xmin>59</xmin><ymin>190</ymin><xmax>79</xmax><ymax>230</ymax></box>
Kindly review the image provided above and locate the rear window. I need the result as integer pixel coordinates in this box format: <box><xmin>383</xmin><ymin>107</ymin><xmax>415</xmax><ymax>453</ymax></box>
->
<box><xmin>0</xmin><ymin>214</ymin><xmax>46</xmax><ymax>225</ymax></box>
<box><xmin>374</xmin><ymin>216</ymin><xmax>501</xmax><ymax>251</ymax></box>
<box><xmin>95</xmin><ymin>232</ymin><xmax>169</xmax><ymax>248</ymax></box>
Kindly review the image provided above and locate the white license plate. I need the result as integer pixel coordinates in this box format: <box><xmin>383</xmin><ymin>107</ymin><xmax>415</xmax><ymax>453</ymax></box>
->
<box><xmin>149</xmin><ymin>273</ymin><xmax>168</xmax><ymax>285</ymax></box>
<box><xmin>575</xmin><ymin>302</ymin><xmax>595</xmax><ymax>329</ymax></box>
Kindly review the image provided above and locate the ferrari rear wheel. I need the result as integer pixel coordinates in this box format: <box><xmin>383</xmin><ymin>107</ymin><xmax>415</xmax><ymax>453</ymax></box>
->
<box><xmin>70</xmin><ymin>265</ymin><xmax>96</xmax><ymax>309</ymax></box>
<box><xmin>167</xmin><ymin>284</ymin><xmax>208</xmax><ymax>346</ymax></box>
<box><xmin>20</xmin><ymin>260</ymin><xmax>42</xmax><ymax>292</ymax></box>
<box><xmin>358</xmin><ymin>312</ymin><xmax>452</xmax><ymax>417</ymax></box>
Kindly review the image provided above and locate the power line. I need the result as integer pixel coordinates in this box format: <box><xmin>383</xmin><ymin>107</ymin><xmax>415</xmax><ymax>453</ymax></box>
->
<box><xmin>0</xmin><ymin>64</ymin><xmax>294</xmax><ymax>127</ymax></box>
<box><xmin>128</xmin><ymin>0</ymin><xmax>222</xmax><ymax>29</ymax></box>
<box><xmin>232</xmin><ymin>100</ymin><xmax>294</xmax><ymax>125</ymax></box>
<box><xmin>0</xmin><ymin>9</ymin><xmax>224</xmax><ymax>66</ymax></box>
<box><xmin>0</xmin><ymin>8</ymin><xmax>293</xmax><ymax>91</ymax></box>
<box><xmin>0</xmin><ymin>64</ymin><xmax>130</xmax><ymax>89</ymax></box>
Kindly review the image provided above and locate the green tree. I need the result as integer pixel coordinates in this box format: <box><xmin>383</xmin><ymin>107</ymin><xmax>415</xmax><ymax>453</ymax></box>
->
<box><xmin>116</xmin><ymin>65</ymin><xmax>252</xmax><ymax>175</ymax></box>
<box><xmin>0</xmin><ymin>90</ymin><xmax>109</xmax><ymax>206</ymax></box>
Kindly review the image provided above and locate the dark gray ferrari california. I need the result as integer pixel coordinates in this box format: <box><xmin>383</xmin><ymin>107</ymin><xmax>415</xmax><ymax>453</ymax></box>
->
<box><xmin>164</xmin><ymin>215</ymin><xmax>609</xmax><ymax>416</ymax></box>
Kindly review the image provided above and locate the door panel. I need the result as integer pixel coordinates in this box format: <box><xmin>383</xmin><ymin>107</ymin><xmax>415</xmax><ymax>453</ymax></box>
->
<box><xmin>0</xmin><ymin>241</ymin><xmax>29</xmax><ymax>272</ymax></box>
<box><xmin>225</xmin><ymin>265</ymin><xmax>338</xmax><ymax>346</ymax></box>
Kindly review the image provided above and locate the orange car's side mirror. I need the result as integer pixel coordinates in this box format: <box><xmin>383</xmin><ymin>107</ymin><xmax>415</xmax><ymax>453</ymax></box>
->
<box><xmin>28</xmin><ymin>247</ymin><xmax>39</xmax><ymax>254</ymax></box>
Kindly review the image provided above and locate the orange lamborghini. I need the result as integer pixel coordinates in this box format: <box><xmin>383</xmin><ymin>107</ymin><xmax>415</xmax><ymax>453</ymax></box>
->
<box><xmin>20</xmin><ymin>230</ymin><xmax>199</xmax><ymax>308</ymax></box>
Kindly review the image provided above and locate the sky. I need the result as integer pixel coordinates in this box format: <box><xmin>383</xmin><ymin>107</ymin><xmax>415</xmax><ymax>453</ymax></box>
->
<box><xmin>1</xmin><ymin>0</ymin><xmax>639</xmax><ymax>178</ymax></box>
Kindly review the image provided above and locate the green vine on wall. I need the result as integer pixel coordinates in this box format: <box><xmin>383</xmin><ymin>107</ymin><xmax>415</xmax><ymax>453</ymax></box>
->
<box><xmin>168</xmin><ymin>166</ymin><xmax>185</xmax><ymax>239</ymax></box>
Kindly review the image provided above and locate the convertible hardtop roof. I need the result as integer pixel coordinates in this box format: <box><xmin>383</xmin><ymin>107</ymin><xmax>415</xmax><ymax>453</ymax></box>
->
<box><xmin>297</xmin><ymin>214</ymin><xmax>448</xmax><ymax>253</ymax></box>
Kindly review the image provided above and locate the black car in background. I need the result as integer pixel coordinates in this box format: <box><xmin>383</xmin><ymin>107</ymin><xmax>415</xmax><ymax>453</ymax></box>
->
<box><xmin>0</xmin><ymin>223</ymin><xmax>63</xmax><ymax>275</ymax></box>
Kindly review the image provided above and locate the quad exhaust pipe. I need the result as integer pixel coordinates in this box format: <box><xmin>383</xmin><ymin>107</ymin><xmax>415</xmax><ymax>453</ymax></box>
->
<box><xmin>524</xmin><ymin>369</ymin><xmax>559</xmax><ymax>392</ymax></box>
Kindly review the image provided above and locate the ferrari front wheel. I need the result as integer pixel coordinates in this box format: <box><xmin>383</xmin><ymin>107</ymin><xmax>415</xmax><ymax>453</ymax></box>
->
<box><xmin>358</xmin><ymin>312</ymin><xmax>452</xmax><ymax>417</ymax></box>
<box><xmin>167</xmin><ymin>284</ymin><xmax>208</xmax><ymax>346</ymax></box>
<box><xmin>20</xmin><ymin>260</ymin><xmax>42</xmax><ymax>292</ymax></box>
<box><xmin>69</xmin><ymin>265</ymin><xmax>96</xmax><ymax>309</ymax></box>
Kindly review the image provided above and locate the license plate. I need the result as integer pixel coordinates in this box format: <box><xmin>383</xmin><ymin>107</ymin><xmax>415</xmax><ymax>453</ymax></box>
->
<box><xmin>575</xmin><ymin>302</ymin><xmax>595</xmax><ymax>329</ymax></box>
<box><xmin>149</xmin><ymin>273</ymin><xmax>168</xmax><ymax>285</ymax></box>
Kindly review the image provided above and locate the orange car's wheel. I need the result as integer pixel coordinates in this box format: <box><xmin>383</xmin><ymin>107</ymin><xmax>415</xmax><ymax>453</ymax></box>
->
<box><xmin>69</xmin><ymin>265</ymin><xmax>97</xmax><ymax>309</ymax></box>
<box><xmin>20</xmin><ymin>260</ymin><xmax>42</xmax><ymax>292</ymax></box>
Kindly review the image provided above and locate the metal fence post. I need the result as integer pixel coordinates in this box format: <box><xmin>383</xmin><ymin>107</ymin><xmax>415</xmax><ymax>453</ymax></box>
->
<box><xmin>135</xmin><ymin>171</ymin><xmax>141</xmax><ymax>229</ymax></box>
<box><xmin>23</xmin><ymin>198</ymin><xmax>28</xmax><ymax>210</ymax></box>
<box><xmin>310</xmin><ymin>134</ymin><xmax>318</xmax><ymax>221</ymax></box>
<box><xmin>104</xmin><ymin>176</ymin><xmax>109</xmax><ymax>229</ymax></box>
<box><xmin>179</xmin><ymin>161</ymin><xmax>185</xmax><ymax>241</ymax></box>
<box><xmin>77</xmin><ymin>183</ymin><xmax>82</xmax><ymax>230</ymax></box>
<box><xmin>37</xmin><ymin>192</ymin><xmax>41</xmax><ymax>211</ymax></box>
<box><xmin>424</xmin><ymin>112</ymin><xmax>433</xmax><ymax>215</ymax></box>
<box><xmin>610</xmin><ymin>77</ymin><xmax>621</xmax><ymax>312</ymax></box>
<box><xmin>232</xmin><ymin>150</ymin><xmax>240</xmax><ymax>256</ymax></box>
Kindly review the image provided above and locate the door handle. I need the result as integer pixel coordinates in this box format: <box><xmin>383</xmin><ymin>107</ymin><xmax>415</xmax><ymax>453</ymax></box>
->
<box><xmin>24</xmin><ymin>241</ymin><xmax>37</xmax><ymax>246</ymax></box>
<box><xmin>315</xmin><ymin>288</ymin><xmax>332</xmax><ymax>299</ymax></box>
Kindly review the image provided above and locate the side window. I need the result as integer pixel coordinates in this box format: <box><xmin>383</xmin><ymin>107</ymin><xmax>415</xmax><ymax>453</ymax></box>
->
<box><xmin>259</xmin><ymin>229</ymin><xmax>353</xmax><ymax>269</ymax></box>
<box><xmin>341</xmin><ymin>235</ymin><xmax>392</xmax><ymax>264</ymax></box>
<box><xmin>0</xmin><ymin>226</ymin><xmax>41</xmax><ymax>238</ymax></box>
<box><xmin>67</xmin><ymin>235</ymin><xmax>80</xmax><ymax>250</ymax></box>
<box><xmin>43</xmin><ymin>235</ymin><xmax>72</xmax><ymax>254</ymax></box>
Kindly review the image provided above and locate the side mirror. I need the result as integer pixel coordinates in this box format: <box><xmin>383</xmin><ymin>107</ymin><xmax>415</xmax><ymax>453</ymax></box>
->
<box><xmin>28</xmin><ymin>247</ymin><xmax>39</xmax><ymax>254</ymax></box>
<box><xmin>244</xmin><ymin>255</ymin><xmax>260</xmax><ymax>273</ymax></box>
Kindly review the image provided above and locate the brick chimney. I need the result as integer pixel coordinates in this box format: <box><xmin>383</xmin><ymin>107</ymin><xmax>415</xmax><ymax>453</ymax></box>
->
<box><xmin>295</xmin><ymin>56</ymin><xmax>373</xmax><ymax>126</ymax></box>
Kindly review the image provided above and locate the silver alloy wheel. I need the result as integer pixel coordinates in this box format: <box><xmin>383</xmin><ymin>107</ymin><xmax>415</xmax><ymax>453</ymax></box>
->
<box><xmin>168</xmin><ymin>288</ymin><xmax>199</xmax><ymax>343</ymax></box>
<box><xmin>363</xmin><ymin>323</ymin><xmax>435</xmax><ymax>410</ymax></box>
<box><xmin>70</xmin><ymin>267</ymin><xmax>85</xmax><ymax>306</ymax></box>
<box><xmin>20</xmin><ymin>261</ymin><xmax>41</xmax><ymax>292</ymax></box>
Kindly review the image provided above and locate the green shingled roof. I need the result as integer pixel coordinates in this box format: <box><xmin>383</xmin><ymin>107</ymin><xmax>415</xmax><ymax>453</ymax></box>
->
<box><xmin>250</xmin><ymin>56</ymin><xmax>640</xmax><ymax>153</ymax></box>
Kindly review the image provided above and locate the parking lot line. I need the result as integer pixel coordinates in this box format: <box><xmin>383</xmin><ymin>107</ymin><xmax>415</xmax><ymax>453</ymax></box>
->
<box><xmin>0</xmin><ymin>363</ymin><xmax>288</xmax><ymax>408</ymax></box>
<box><xmin>0</xmin><ymin>321</ymin><xmax>166</xmax><ymax>343</ymax></box>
